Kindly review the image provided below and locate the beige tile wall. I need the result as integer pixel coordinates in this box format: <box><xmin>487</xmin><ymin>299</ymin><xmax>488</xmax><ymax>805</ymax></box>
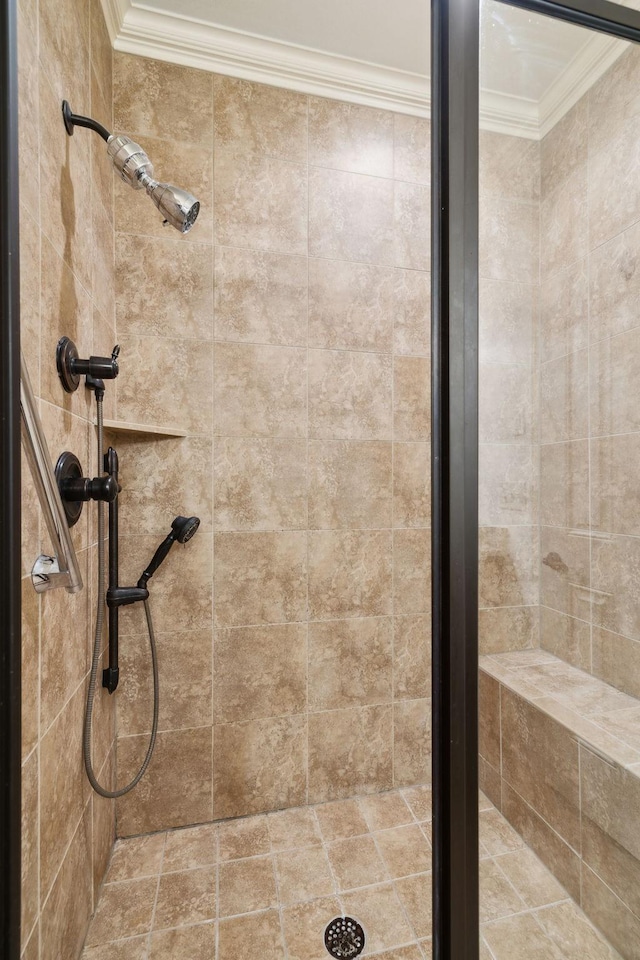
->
<box><xmin>478</xmin><ymin>132</ymin><xmax>541</xmax><ymax>655</ymax></box>
<box><xmin>538</xmin><ymin>43</ymin><xmax>640</xmax><ymax>700</ymax></box>
<box><xmin>18</xmin><ymin>0</ymin><xmax>116</xmax><ymax>957</ymax></box>
<box><xmin>110</xmin><ymin>55</ymin><xmax>432</xmax><ymax>836</ymax></box>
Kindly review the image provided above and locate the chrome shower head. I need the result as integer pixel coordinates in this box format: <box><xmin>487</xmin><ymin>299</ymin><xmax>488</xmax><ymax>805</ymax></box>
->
<box><xmin>107</xmin><ymin>134</ymin><xmax>200</xmax><ymax>234</ymax></box>
<box><xmin>61</xmin><ymin>103</ymin><xmax>200</xmax><ymax>235</ymax></box>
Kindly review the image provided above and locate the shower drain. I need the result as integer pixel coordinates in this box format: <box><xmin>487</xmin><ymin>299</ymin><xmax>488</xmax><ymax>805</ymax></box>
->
<box><xmin>324</xmin><ymin>916</ymin><xmax>366</xmax><ymax>958</ymax></box>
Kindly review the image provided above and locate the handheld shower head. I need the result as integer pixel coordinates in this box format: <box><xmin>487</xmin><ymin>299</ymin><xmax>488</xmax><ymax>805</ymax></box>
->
<box><xmin>137</xmin><ymin>516</ymin><xmax>200</xmax><ymax>588</ymax></box>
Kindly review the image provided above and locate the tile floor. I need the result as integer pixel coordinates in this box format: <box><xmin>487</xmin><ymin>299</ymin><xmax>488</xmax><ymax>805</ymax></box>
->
<box><xmin>81</xmin><ymin>787</ymin><xmax>621</xmax><ymax>960</ymax></box>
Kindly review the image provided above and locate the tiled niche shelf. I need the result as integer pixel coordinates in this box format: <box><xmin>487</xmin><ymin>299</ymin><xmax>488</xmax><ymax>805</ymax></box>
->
<box><xmin>97</xmin><ymin>419</ymin><xmax>188</xmax><ymax>438</ymax></box>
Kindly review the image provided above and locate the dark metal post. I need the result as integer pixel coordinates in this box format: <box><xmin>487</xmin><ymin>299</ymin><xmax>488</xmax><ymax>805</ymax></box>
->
<box><xmin>431</xmin><ymin>0</ymin><xmax>479</xmax><ymax>954</ymax></box>
<box><xmin>0</xmin><ymin>0</ymin><xmax>22</xmax><ymax>955</ymax></box>
<box><xmin>104</xmin><ymin>446</ymin><xmax>120</xmax><ymax>694</ymax></box>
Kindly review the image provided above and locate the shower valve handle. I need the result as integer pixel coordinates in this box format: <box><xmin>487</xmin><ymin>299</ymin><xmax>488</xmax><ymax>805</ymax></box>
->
<box><xmin>61</xmin><ymin>473</ymin><xmax>119</xmax><ymax>504</ymax></box>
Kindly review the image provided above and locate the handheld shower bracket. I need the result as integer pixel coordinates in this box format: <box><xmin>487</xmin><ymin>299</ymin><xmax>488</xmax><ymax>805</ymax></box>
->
<box><xmin>56</xmin><ymin>336</ymin><xmax>120</xmax><ymax>394</ymax></box>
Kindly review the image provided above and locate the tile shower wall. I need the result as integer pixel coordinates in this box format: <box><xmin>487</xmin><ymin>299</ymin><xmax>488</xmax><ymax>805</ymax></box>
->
<box><xmin>111</xmin><ymin>56</ymin><xmax>432</xmax><ymax>836</ymax></box>
<box><xmin>478</xmin><ymin>132</ymin><xmax>541</xmax><ymax>656</ymax></box>
<box><xmin>18</xmin><ymin>0</ymin><xmax>116</xmax><ymax>957</ymax></box>
<box><xmin>538</xmin><ymin>44</ymin><xmax>640</xmax><ymax>700</ymax></box>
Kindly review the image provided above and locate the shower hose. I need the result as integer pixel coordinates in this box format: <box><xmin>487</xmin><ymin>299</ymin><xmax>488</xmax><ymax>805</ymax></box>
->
<box><xmin>83</xmin><ymin>391</ymin><xmax>160</xmax><ymax>798</ymax></box>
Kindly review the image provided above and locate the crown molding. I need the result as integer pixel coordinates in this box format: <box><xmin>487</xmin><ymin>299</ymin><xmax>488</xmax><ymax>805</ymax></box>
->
<box><xmin>101</xmin><ymin>0</ymin><xmax>627</xmax><ymax>139</ymax></box>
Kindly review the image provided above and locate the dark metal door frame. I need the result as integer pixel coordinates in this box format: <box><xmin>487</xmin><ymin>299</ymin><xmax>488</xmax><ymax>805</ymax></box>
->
<box><xmin>430</xmin><ymin>0</ymin><xmax>640</xmax><ymax>957</ymax></box>
<box><xmin>0</xmin><ymin>0</ymin><xmax>22</xmax><ymax>956</ymax></box>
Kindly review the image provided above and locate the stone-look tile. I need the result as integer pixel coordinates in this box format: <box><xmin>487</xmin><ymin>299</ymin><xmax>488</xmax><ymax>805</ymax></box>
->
<box><xmin>40</xmin><ymin>0</ymin><xmax>90</xmax><ymax>106</ymax></box>
<box><xmin>308</xmin><ymin>705</ymin><xmax>393</xmax><ymax>802</ymax></box>
<box><xmin>114</xmin><ymin>133</ymin><xmax>213</xmax><ymax>242</ymax></box>
<box><xmin>480</xmin><ymin>131</ymin><xmax>540</xmax><ymax>203</ymax></box>
<box><xmin>394</xmin><ymin>529</ymin><xmax>431</xmax><ymax>616</ymax></box>
<box><xmin>118</xmin><ymin>533</ymin><xmax>212</xmax><ymax>636</ymax></box>
<box><xmin>540</xmin><ymin>100</ymin><xmax>587</xmax><ymax>200</ymax></box>
<box><xmin>394</xmin><ymin>872</ymin><xmax>432</xmax><ymax>940</ymax></box>
<box><xmin>218</xmin><ymin>910</ymin><xmax>286</xmax><ymax>960</ymax></box>
<box><xmin>84</xmin><ymin>877</ymin><xmax>157</xmax><ymax>946</ymax></box>
<box><xmin>582</xmin><ymin>813</ymin><xmax>640</xmax><ymax>920</ymax></box>
<box><xmin>393</xmin><ymin>180</ymin><xmax>430</xmax><ymax>270</ymax></box>
<box><xmin>591</xmin><ymin>626</ymin><xmax>640</xmax><ymax>699</ymax></box>
<box><xmin>479</xmin><ymin>444</ymin><xmax>535</xmax><ymax>526</ymax></box>
<box><xmin>394</xmin><ymin>615</ymin><xmax>431</xmax><ymax>700</ymax></box>
<box><xmin>540</xmin><ymin>166</ymin><xmax>588</xmax><ymax>281</ymax></box>
<box><xmin>214</xmin><ymin>147</ymin><xmax>308</xmax><ymax>256</ymax></box>
<box><xmin>214</xmin><ymin>341</ymin><xmax>307</xmax><ymax>439</ymax></box>
<box><xmin>482</xmin><ymin>913</ymin><xmax>563</xmax><ymax>960</ymax></box>
<box><xmin>501</xmin><ymin>781</ymin><xmax>581</xmax><ymax>903</ymax></box>
<box><xmin>213</xmin><ymin>715</ymin><xmax>306</xmax><ymax>819</ymax></box>
<box><xmin>118</xmin><ymin>627</ymin><xmax>212</xmax><ymax>736</ymax></box>
<box><xmin>535</xmin><ymin>901</ymin><xmax>622</xmax><ymax>960</ymax></box>
<box><xmin>162</xmin><ymin>823</ymin><xmax>217</xmax><ymax>873</ymax></box>
<box><xmin>590</xmin><ymin>328</ymin><xmax>640</xmax><ymax>437</ymax></box>
<box><xmin>90</xmin><ymin>66</ymin><xmax>114</xmax><ymax>228</ymax></box>
<box><xmin>153</xmin><ymin>867</ymin><xmax>216</xmax><ymax>929</ymax></box>
<box><xmin>214</xmin><ymin>438</ymin><xmax>307</xmax><ymax>531</ymax></box>
<box><xmin>114</xmin><ymin>53</ymin><xmax>213</xmax><ymax>144</ymax></box>
<box><xmin>106</xmin><ymin>833</ymin><xmax>166</xmax><ymax>882</ymax></box>
<box><xmin>479</xmin><ymin>196</ymin><xmax>538</xmax><ymax>284</ymax></box>
<box><xmin>394</xmin><ymin>699</ymin><xmax>431</xmax><ymax>787</ymax></box>
<box><xmin>214</xmin><ymin>623</ymin><xmax>307</xmax><ymax>722</ymax></box>
<box><xmin>275</xmin><ymin>847</ymin><xmax>335</xmax><ymax>904</ymax></box>
<box><xmin>117</xmin><ymin>335</ymin><xmax>213</xmax><ymax>434</ymax></box>
<box><xmin>308</xmin><ymin>348</ymin><xmax>392</xmax><ymax>441</ymax></box>
<box><xmin>218</xmin><ymin>815</ymin><xmax>270</xmax><ymax>861</ymax></box>
<box><xmin>116</xmin><ymin>727</ymin><xmax>213</xmax><ymax>836</ymax></box>
<box><xmin>92</xmin><ymin>201</ymin><xmax>115</xmax><ymax>327</ymax></box>
<box><xmin>581</xmin><ymin>745</ymin><xmax>640</xmax><ymax>862</ymax></box>
<box><xmin>480</xmin><ymin>756</ymin><xmax>502</xmax><ymax>812</ymax></box>
<box><xmin>19</xmin><ymin>209</ymin><xmax>40</xmax><ymax>395</ymax></box>
<box><xmin>479</xmin><ymin>363</ymin><xmax>532</xmax><ymax>444</ymax></box>
<box><xmin>590</xmin><ymin>120</ymin><xmax>640</xmax><ymax>250</ymax></box>
<box><xmin>591</xmin><ymin>433</ymin><xmax>640</xmax><ymax>536</ymax></box>
<box><xmin>214</xmin><ymin>76</ymin><xmax>308</xmax><ymax>162</ymax></box>
<box><xmin>83</xmin><ymin>938</ymin><xmax>148</xmax><ymax>960</ymax></box>
<box><xmin>40</xmin><ymin>813</ymin><xmax>93</xmax><ymax>960</ymax></box>
<box><xmin>539</xmin><ymin>440</ymin><xmax>589</xmax><ymax>529</ymax></box>
<box><xmin>540</xmin><ymin>607</ymin><xmax>591</xmax><ymax>671</ymax></box>
<box><xmin>39</xmin><ymin>685</ymin><xmax>87</xmax><ymax>901</ymax></box>
<box><xmin>218</xmin><ymin>856</ymin><xmax>277</xmax><ymax>916</ymax></box>
<box><xmin>315</xmin><ymin>799</ymin><xmax>370</xmax><ymax>841</ymax></box>
<box><xmin>540</xmin><ymin>526</ymin><xmax>590</xmax><ymax>619</ymax></box>
<box><xmin>359</xmin><ymin>791</ymin><xmax>414</xmax><ymax>831</ymax></box>
<box><xmin>591</xmin><ymin>534</ymin><xmax>640</xmax><ymax>643</ymax></box>
<box><xmin>309</xmin><ymin>99</ymin><xmax>393</xmax><ymax>177</ymax></box>
<box><xmin>590</xmin><ymin>220</ymin><xmax>640</xmax><ymax>344</ymax></box>
<box><xmin>581</xmin><ymin>865</ymin><xmax>640</xmax><ymax>960</ymax></box>
<box><xmin>496</xmin><ymin>847</ymin><xmax>567</xmax><ymax>909</ymax></box>
<box><xmin>591</xmin><ymin>704</ymin><xmax>640</xmax><ymax>755</ymax></box>
<box><xmin>17</xmin><ymin>13</ymin><xmax>40</xmax><ymax>222</ymax></box>
<box><xmin>394</xmin><ymin>357</ymin><xmax>430</xmax><ymax>442</ymax></box>
<box><xmin>21</xmin><ymin>750</ymin><xmax>38</xmax><ymax>943</ymax></box>
<box><xmin>501</xmin><ymin>688</ymin><xmax>580</xmax><ymax>849</ymax></box>
<box><xmin>479</xmin><ymin>526</ymin><xmax>538</xmax><ymax>609</ymax></box>
<box><xmin>308</xmin><ymin>530</ymin><xmax>392</xmax><ymax>620</ymax></box>
<box><xmin>114</xmin><ymin>434</ymin><xmax>213</xmax><ymax>536</ymax></box>
<box><xmin>282</xmin><ymin>896</ymin><xmax>343</xmax><ymax>960</ymax></box>
<box><xmin>116</xmin><ymin>235</ymin><xmax>212</xmax><ymax>339</ymax></box>
<box><xmin>149</xmin><ymin>922</ymin><xmax>216</xmax><ymax>960</ymax></box>
<box><xmin>308</xmin><ymin>617</ymin><xmax>392</xmax><ymax>711</ymax></box>
<box><xmin>479</xmin><ymin>279</ymin><xmax>534</xmax><ymax>365</ymax></box>
<box><xmin>375</xmin><ymin>823</ymin><xmax>430</xmax><ymax>878</ymax></box>
<box><xmin>394</xmin><ymin>269</ymin><xmax>430</xmax><ymax>357</ymax></box>
<box><xmin>479</xmin><ymin>859</ymin><xmax>525</xmax><ymax>923</ymax></box>
<box><xmin>21</xmin><ymin>579</ymin><xmax>40</xmax><ymax>760</ymax></box>
<box><xmin>309</xmin><ymin>166</ymin><xmax>395</xmax><ymax>265</ymax></box>
<box><xmin>267</xmin><ymin>807</ymin><xmax>322</xmax><ymax>851</ymax></box>
<box><xmin>540</xmin><ymin>349</ymin><xmax>588</xmax><ymax>444</ymax></box>
<box><xmin>395</xmin><ymin>115</ymin><xmax>431</xmax><ymax>185</ymax></box>
<box><xmin>39</xmin><ymin>403</ymin><xmax>90</xmax><ymax>551</ymax></box>
<box><xmin>341</xmin><ymin>884</ymin><xmax>414</xmax><ymax>954</ymax></box>
<box><xmin>309</xmin><ymin>258</ymin><xmax>395</xmax><ymax>353</ymax></box>
<box><xmin>327</xmin><ymin>835</ymin><xmax>389</xmax><ymax>890</ymax></box>
<box><xmin>214</xmin><ymin>531</ymin><xmax>307</xmax><ymax>627</ymax></box>
<box><xmin>479</xmin><ymin>606</ymin><xmax>538</xmax><ymax>656</ymax></box>
<box><xmin>309</xmin><ymin>441</ymin><xmax>392</xmax><ymax>529</ymax></box>
<box><xmin>539</xmin><ymin>259</ymin><xmax>588</xmax><ymax>364</ymax></box>
<box><xmin>402</xmin><ymin>785</ymin><xmax>432</xmax><ymax>822</ymax></box>
<box><xmin>480</xmin><ymin>672</ymin><xmax>501</xmax><ymax>771</ymax></box>
<box><xmin>587</xmin><ymin>44</ymin><xmax>640</xmax><ymax>156</ymax></box>
<box><xmin>214</xmin><ymin>246</ymin><xmax>308</xmax><ymax>346</ymax></box>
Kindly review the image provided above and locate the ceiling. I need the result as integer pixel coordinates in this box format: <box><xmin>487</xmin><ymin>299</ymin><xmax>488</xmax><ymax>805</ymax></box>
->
<box><xmin>101</xmin><ymin>0</ymin><xmax>627</xmax><ymax>137</ymax></box>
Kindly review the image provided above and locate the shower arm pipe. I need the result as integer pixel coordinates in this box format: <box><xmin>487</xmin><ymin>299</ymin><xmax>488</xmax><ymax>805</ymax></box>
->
<box><xmin>20</xmin><ymin>353</ymin><xmax>83</xmax><ymax>594</ymax></box>
<box><xmin>62</xmin><ymin>101</ymin><xmax>110</xmax><ymax>141</ymax></box>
